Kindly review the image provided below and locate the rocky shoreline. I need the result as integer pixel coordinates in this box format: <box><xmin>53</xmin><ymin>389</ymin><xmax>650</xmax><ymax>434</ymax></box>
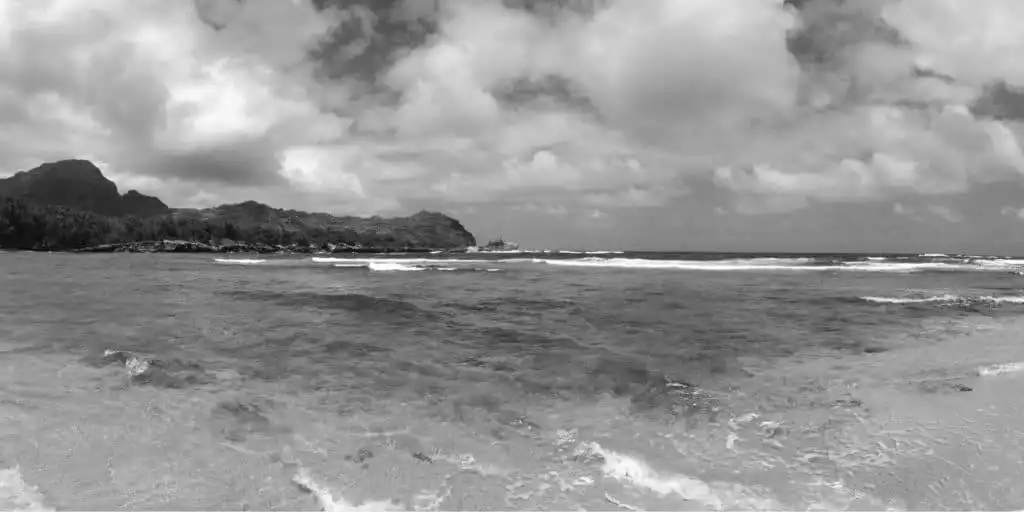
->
<box><xmin>71</xmin><ymin>239</ymin><xmax>464</xmax><ymax>255</ymax></box>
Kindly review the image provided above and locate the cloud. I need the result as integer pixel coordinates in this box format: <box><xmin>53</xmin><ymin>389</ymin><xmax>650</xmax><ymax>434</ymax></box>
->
<box><xmin>0</xmin><ymin>0</ymin><xmax>792</xmax><ymax>215</ymax></box>
<box><xmin>1001</xmin><ymin>205</ymin><xmax>1024</xmax><ymax>221</ymax></box>
<box><xmin>709</xmin><ymin>0</ymin><xmax>1024</xmax><ymax>214</ymax></box>
<box><xmin>4</xmin><ymin>0</ymin><xmax>1024</xmax><ymax>249</ymax></box>
<box><xmin>927</xmin><ymin>204</ymin><xmax>963</xmax><ymax>223</ymax></box>
<box><xmin>0</xmin><ymin>0</ymin><xmax>360</xmax><ymax>199</ymax></box>
<box><xmin>510</xmin><ymin>202</ymin><xmax>569</xmax><ymax>215</ymax></box>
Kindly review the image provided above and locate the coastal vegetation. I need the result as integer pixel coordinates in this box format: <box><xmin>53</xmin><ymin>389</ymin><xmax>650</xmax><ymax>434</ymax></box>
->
<box><xmin>0</xmin><ymin>160</ymin><xmax>477</xmax><ymax>253</ymax></box>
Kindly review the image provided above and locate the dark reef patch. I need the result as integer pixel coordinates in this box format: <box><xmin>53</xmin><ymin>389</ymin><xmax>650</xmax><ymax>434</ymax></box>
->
<box><xmin>211</xmin><ymin>399</ymin><xmax>290</xmax><ymax>441</ymax></box>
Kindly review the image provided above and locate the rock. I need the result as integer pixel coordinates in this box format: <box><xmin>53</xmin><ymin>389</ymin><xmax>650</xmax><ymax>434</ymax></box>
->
<box><xmin>571</xmin><ymin>441</ymin><xmax>606</xmax><ymax>465</ymax></box>
<box><xmin>832</xmin><ymin>398</ymin><xmax>863</xmax><ymax>409</ymax></box>
<box><xmin>344</xmin><ymin>447</ymin><xmax>374</xmax><ymax>463</ymax></box>
<box><xmin>92</xmin><ymin>350</ymin><xmax>215</xmax><ymax>389</ymax></box>
<box><xmin>916</xmin><ymin>380</ymin><xmax>976</xmax><ymax>394</ymax></box>
<box><xmin>759</xmin><ymin>420</ymin><xmax>786</xmax><ymax>439</ymax></box>
<box><xmin>495</xmin><ymin>411</ymin><xmax>542</xmax><ymax>431</ymax></box>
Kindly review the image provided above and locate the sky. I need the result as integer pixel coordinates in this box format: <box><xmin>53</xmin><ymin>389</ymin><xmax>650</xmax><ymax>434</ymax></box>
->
<box><xmin>3</xmin><ymin>0</ymin><xmax>1024</xmax><ymax>253</ymax></box>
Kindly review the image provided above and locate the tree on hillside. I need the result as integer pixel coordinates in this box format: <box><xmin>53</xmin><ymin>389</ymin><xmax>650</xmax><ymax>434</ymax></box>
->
<box><xmin>0</xmin><ymin>195</ymin><xmax>476</xmax><ymax>251</ymax></box>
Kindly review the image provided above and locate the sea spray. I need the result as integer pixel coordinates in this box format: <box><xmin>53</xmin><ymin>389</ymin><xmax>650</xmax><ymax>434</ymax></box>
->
<box><xmin>0</xmin><ymin>467</ymin><xmax>54</xmax><ymax>512</ymax></box>
<box><xmin>293</xmin><ymin>467</ymin><xmax>396</xmax><ymax>512</ymax></box>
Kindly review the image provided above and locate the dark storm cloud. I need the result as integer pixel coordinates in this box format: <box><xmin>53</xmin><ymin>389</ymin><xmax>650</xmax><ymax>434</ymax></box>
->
<box><xmin>194</xmin><ymin>0</ymin><xmax>245</xmax><ymax>31</ymax></box>
<box><xmin>145</xmin><ymin>141</ymin><xmax>286</xmax><ymax>187</ymax></box>
<box><xmin>971</xmin><ymin>82</ymin><xmax>1024</xmax><ymax>122</ymax></box>
<box><xmin>785</xmin><ymin>0</ymin><xmax>907</xmax><ymax>66</ymax></box>
<box><xmin>311</xmin><ymin>0</ymin><xmax>438</xmax><ymax>84</ymax></box>
<box><xmin>493</xmin><ymin>75</ymin><xmax>598</xmax><ymax>115</ymax></box>
<box><xmin>502</xmin><ymin>0</ymin><xmax>610</xmax><ymax>19</ymax></box>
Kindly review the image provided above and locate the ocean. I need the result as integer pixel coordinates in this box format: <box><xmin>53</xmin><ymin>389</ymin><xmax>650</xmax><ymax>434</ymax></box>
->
<box><xmin>3</xmin><ymin>251</ymin><xmax>1024</xmax><ymax>511</ymax></box>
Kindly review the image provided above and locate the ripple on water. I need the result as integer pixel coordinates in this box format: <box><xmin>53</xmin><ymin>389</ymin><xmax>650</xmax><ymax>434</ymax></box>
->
<box><xmin>9</xmin><ymin>332</ymin><xmax>1024</xmax><ymax>510</ymax></box>
<box><xmin>6</xmin><ymin>255</ymin><xmax>1024</xmax><ymax>509</ymax></box>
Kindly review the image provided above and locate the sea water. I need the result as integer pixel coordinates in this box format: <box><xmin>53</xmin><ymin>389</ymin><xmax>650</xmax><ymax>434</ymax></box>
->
<box><xmin>2</xmin><ymin>251</ymin><xmax>1024</xmax><ymax>510</ymax></box>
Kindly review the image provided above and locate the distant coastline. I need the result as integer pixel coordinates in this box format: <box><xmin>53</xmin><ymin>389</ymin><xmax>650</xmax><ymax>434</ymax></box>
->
<box><xmin>0</xmin><ymin>159</ymin><xmax>478</xmax><ymax>254</ymax></box>
<box><xmin>73</xmin><ymin>239</ymin><xmax>467</xmax><ymax>255</ymax></box>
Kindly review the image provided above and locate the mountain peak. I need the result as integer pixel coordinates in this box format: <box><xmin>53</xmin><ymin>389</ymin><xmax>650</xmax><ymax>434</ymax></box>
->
<box><xmin>27</xmin><ymin>159</ymin><xmax>107</xmax><ymax>179</ymax></box>
<box><xmin>121</xmin><ymin>189</ymin><xmax>171</xmax><ymax>218</ymax></box>
<box><xmin>0</xmin><ymin>159</ymin><xmax>168</xmax><ymax>217</ymax></box>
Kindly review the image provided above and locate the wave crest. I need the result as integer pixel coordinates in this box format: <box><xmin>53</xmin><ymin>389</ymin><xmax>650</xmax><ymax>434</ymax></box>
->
<box><xmin>861</xmin><ymin>295</ymin><xmax>1024</xmax><ymax>306</ymax></box>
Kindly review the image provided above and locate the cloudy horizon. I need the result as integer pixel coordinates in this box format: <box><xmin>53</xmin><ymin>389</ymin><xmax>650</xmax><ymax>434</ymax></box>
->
<box><xmin>3</xmin><ymin>0</ymin><xmax>1024</xmax><ymax>253</ymax></box>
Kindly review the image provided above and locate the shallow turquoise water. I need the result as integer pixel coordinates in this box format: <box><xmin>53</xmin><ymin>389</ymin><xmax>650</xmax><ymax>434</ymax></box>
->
<box><xmin>2</xmin><ymin>252</ymin><xmax>1024</xmax><ymax>510</ymax></box>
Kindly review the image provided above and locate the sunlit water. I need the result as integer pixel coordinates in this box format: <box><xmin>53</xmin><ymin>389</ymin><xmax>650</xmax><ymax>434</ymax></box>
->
<box><xmin>3</xmin><ymin>251</ymin><xmax>1024</xmax><ymax>510</ymax></box>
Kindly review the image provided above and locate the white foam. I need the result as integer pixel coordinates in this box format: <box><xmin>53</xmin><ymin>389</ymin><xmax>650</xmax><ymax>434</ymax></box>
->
<box><xmin>975</xmin><ymin>258</ymin><xmax>1024</xmax><ymax>269</ymax></box>
<box><xmin>293</xmin><ymin>468</ymin><xmax>396</xmax><ymax>512</ymax></box>
<box><xmin>213</xmin><ymin>258</ymin><xmax>266</xmax><ymax>265</ymax></box>
<box><xmin>0</xmin><ymin>466</ymin><xmax>53</xmax><ymax>512</ymax></box>
<box><xmin>314</xmin><ymin>257</ymin><xmax>492</xmax><ymax>265</ymax></box>
<box><xmin>572</xmin><ymin>442</ymin><xmax>779</xmax><ymax>510</ymax></box>
<box><xmin>102</xmin><ymin>349</ymin><xmax>150</xmax><ymax>376</ymax></box>
<box><xmin>977</xmin><ymin>362</ymin><xmax>1024</xmax><ymax>377</ymax></box>
<box><xmin>839</xmin><ymin>261</ymin><xmax>971</xmax><ymax>272</ymax></box>
<box><xmin>368</xmin><ymin>261</ymin><xmax>423</xmax><ymax>272</ymax></box>
<box><xmin>537</xmin><ymin>256</ymin><xmax>1024</xmax><ymax>273</ymax></box>
<box><xmin>302</xmin><ymin>254</ymin><xmax>1024</xmax><ymax>273</ymax></box>
<box><xmin>557</xmin><ymin>250</ymin><xmax>624</xmax><ymax>255</ymax></box>
<box><xmin>861</xmin><ymin>295</ymin><xmax>960</xmax><ymax>304</ymax></box>
<box><xmin>576</xmin><ymin>441</ymin><xmax>721</xmax><ymax>508</ymax></box>
<box><xmin>862</xmin><ymin>295</ymin><xmax>1024</xmax><ymax>305</ymax></box>
<box><xmin>536</xmin><ymin>257</ymin><xmax>835</xmax><ymax>272</ymax></box>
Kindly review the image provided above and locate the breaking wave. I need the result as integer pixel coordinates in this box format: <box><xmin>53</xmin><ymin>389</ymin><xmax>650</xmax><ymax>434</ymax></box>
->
<box><xmin>213</xmin><ymin>258</ymin><xmax>266</xmax><ymax>265</ymax></box>
<box><xmin>861</xmin><ymin>295</ymin><xmax>1024</xmax><ymax>306</ymax></box>
<box><xmin>313</xmin><ymin>257</ymin><xmax>493</xmax><ymax>265</ymax></box>
<box><xmin>550</xmin><ymin>250</ymin><xmax>626</xmax><ymax>255</ymax></box>
<box><xmin>285</xmin><ymin>431</ymin><xmax>889</xmax><ymax>511</ymax></box>
<box><xmin>367</xmin><ymin>261</ymin><xmax>423</xmax><ymax>272</ymax></box>
<box><xmin>529</xmin><ymin>254</ymin><xmax>1024</xmax><ymax>273</ymax></box>
<box><xmin>568</xmin><ymin>440</ymin><xmax>780</xmax><ymax>510</ymax></box>
<box><xmin>324</xmin><ymin>260</ymin><xmax>503</xmax><ymax>273</ymax></box>
<box><xmin>534</xmin><ymin>257</ymin><xmax>826</xmax><ymax>271</ymax></box>
<box><xmin>201</xmin><ymin>253</ymin><xmax>1024</xmax><ymax>274</ymax></box>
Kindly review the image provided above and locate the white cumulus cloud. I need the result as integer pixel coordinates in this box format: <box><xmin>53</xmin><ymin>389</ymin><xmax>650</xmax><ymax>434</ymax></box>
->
<box><xmin>2</xmin><ymin>0</ymin><xmax>1024</xmax><ymax>234</ymax></box>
